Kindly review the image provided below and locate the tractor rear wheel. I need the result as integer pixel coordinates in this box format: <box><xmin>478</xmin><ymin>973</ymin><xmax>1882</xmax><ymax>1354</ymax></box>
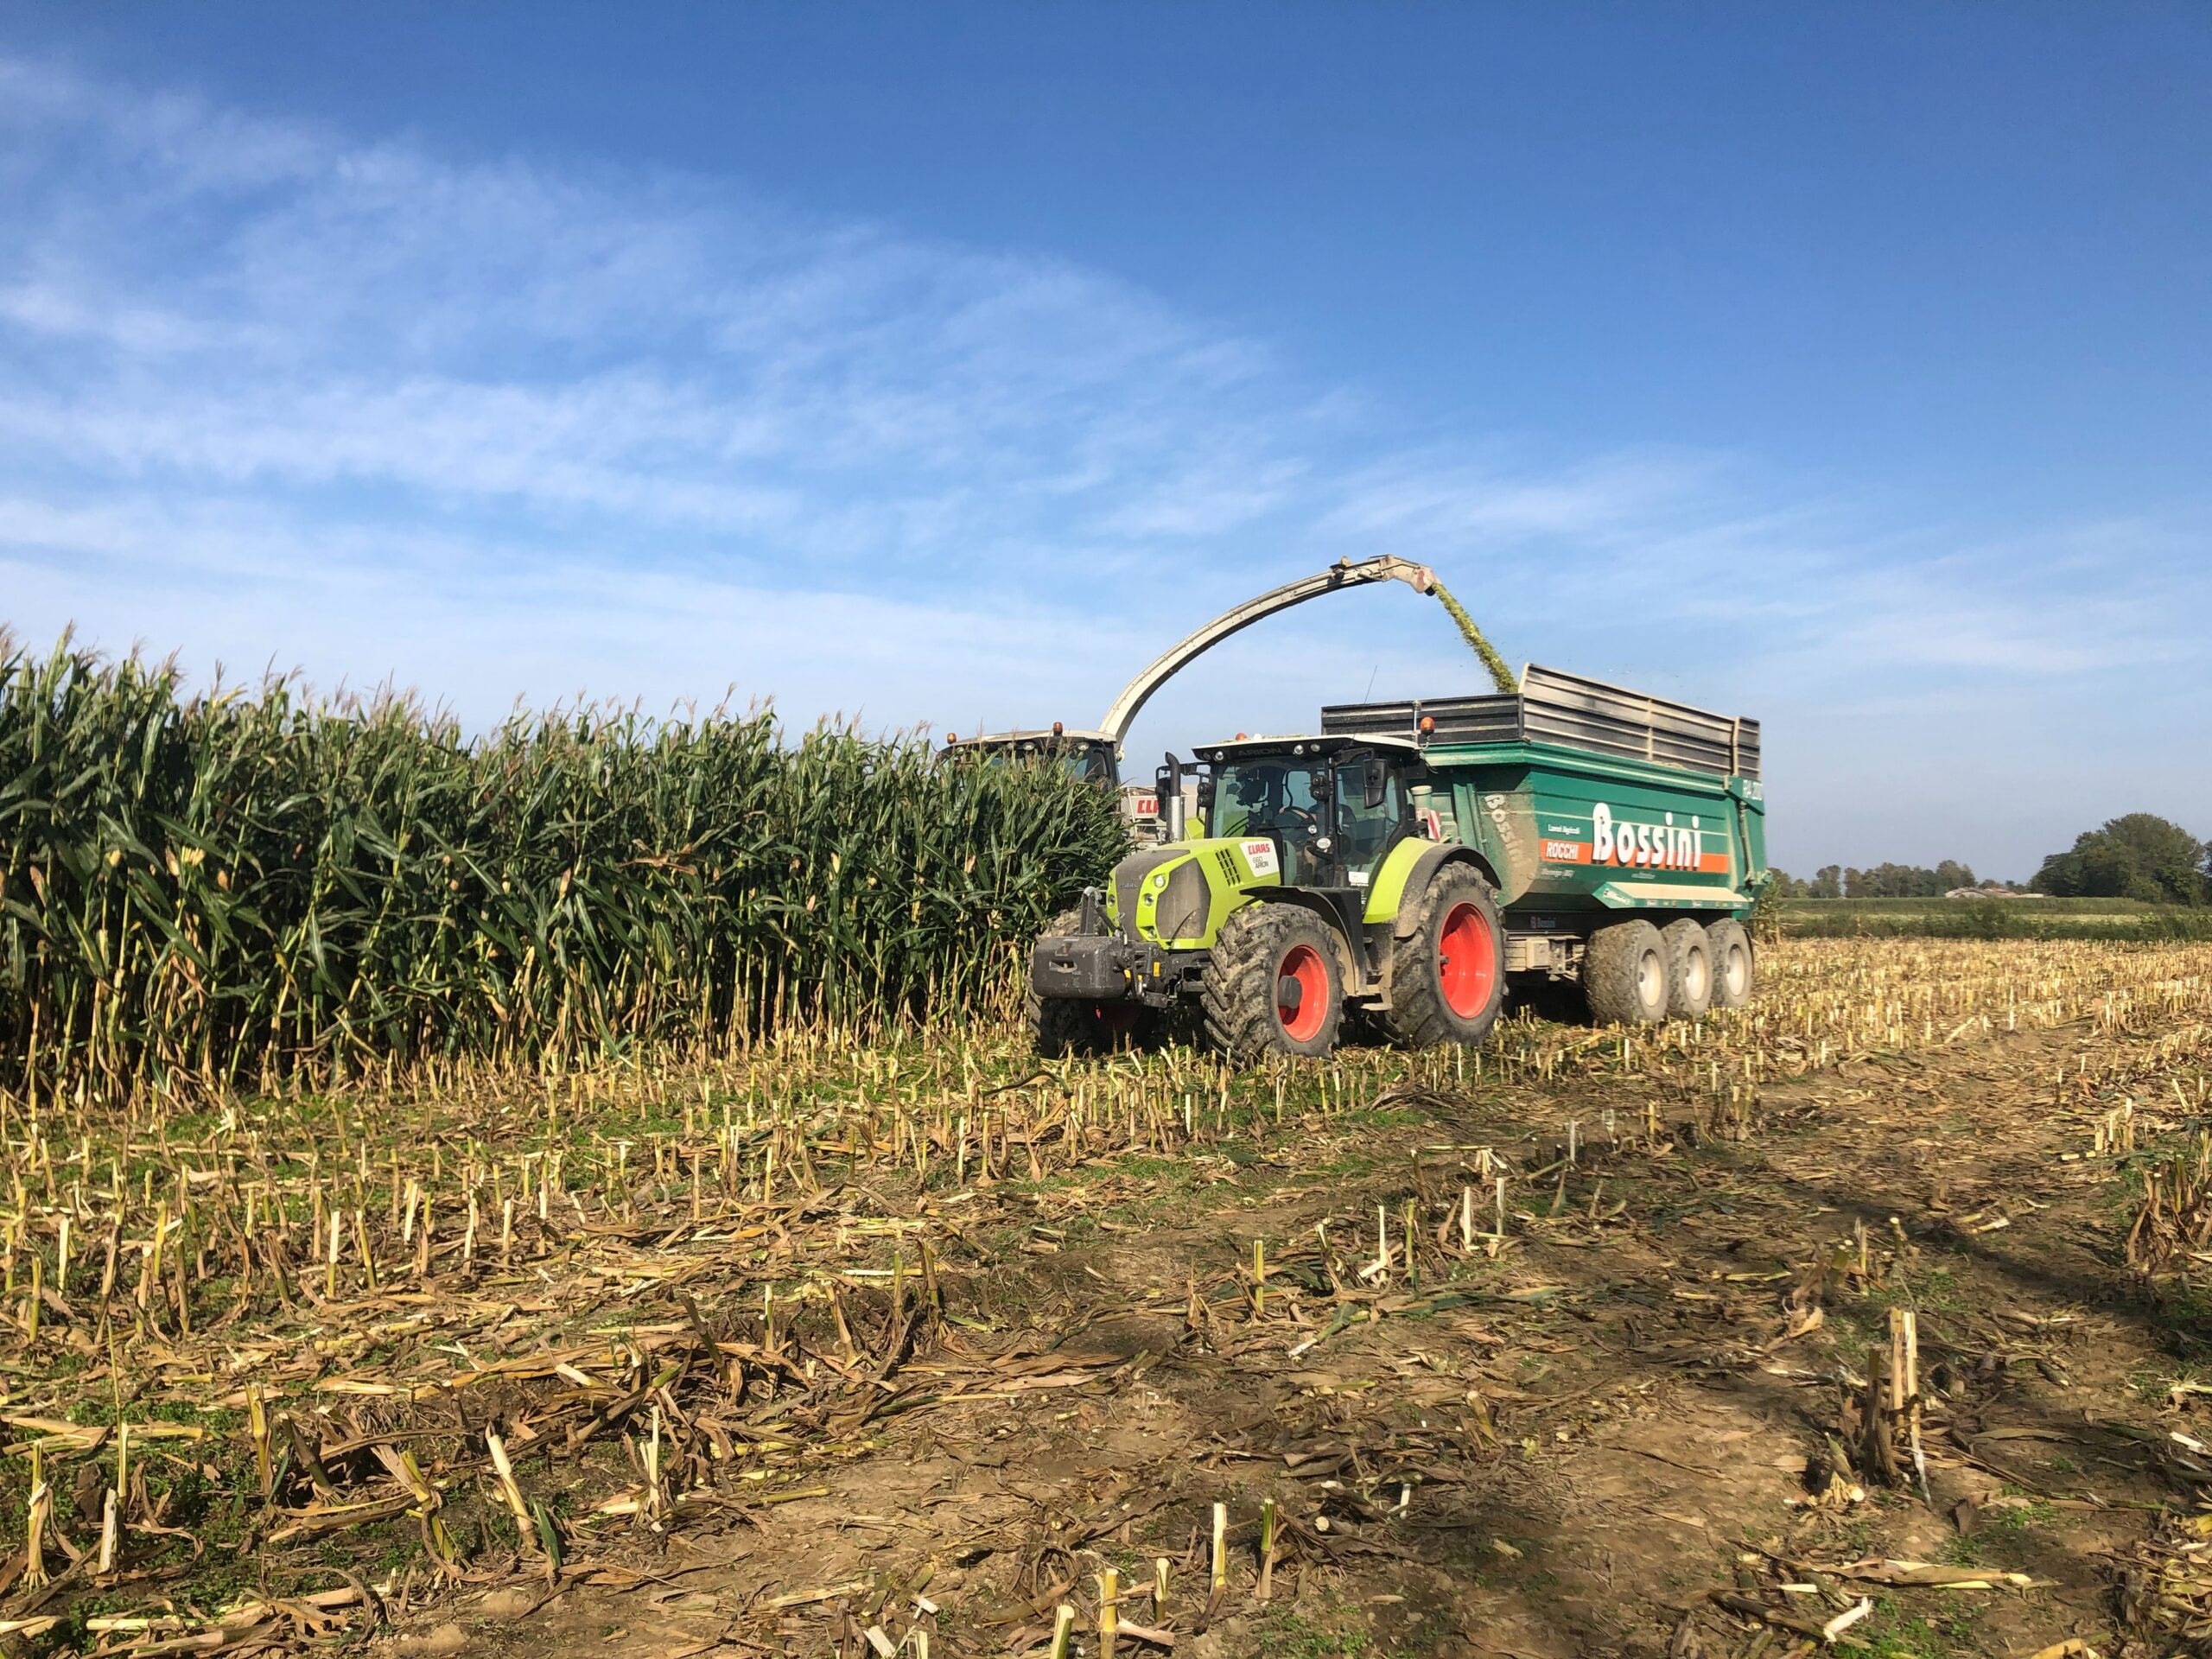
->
<box><xmin>1659</xmin><ymin>918</ymin><xmax>1713</xmax><ymax>1018</ymax></box>
<box><xmin>1200</xmin><ymin>905</ymin><xmax>1345</xmax><ymax>1062</ymax></box>
<box><xmin>1026</xmin><ymin>910</ymin><xmax>1153</xmax><ymax>1058</ymax></box>
<box><xmin>1378</xmin><ymin>864</ymin><xmax>1504</xmax><ymax>1048</ymax></box>
<box><xmin>1706</xmin><ymin>918</ymin><xmax>1755</xmax><ymax>1009</ymax></box>
<box><xmin>1582</xmin><ymin>919</ymin><xmax>1669</xmax><ymax>1026</ymax></box>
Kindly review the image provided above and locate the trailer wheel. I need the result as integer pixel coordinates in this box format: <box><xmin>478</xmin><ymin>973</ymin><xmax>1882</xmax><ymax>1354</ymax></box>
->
<box><xmin>1378</xmin><ymin>864</ymin><xmax>1504</xmax><ymax>1048</ymax></box>
<box><xmin>1659</xmin><ymin>918</ymin><xmax>1713</xmax><ymax>1019</ymax></box>
<box><xmin>1026</xmin><ymin>910</ymin><xmax>1152</xmax><ymax>1058</ymax></box>
<box><xmin>1200</xmin><ymin>905</ymin><xmax>1345</xmax><ymax>1062</ymax></box>
<box><xmin>1706</xmin><ymin>918</ymin><xmax>1755</xmax><ymax>1009</ymax></box>
<box><xmin>1582</xmin><ymin>919</ymin><xmax>1669</xmax><ymax>1026</ymax></box>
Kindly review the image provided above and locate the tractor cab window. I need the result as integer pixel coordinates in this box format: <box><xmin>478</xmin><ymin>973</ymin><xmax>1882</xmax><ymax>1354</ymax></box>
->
<box><xmin>1211</xmin><ymin>758</ymin><xmax>1330</xmax><ymax>884</ymax></box>
<box><xmin>1334</xmin><ymin>758</ymin><xmax>1405</xmax><ymax>884</ymax></box>
<box><xmin>1213</xmin><ymin>752</ymin><xmax>1408</xmax><ymax>887</ymax></box>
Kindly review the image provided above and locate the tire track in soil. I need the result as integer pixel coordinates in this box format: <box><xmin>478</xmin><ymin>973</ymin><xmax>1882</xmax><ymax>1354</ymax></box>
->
<box><xmin>467</xmin><ymin>1013</ymin><xmax>2204</xmax><ymax>1659</ymax></box>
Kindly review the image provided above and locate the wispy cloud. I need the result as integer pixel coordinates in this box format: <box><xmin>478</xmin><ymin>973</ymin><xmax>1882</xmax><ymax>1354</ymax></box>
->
<box><xmin>0</xmin><ymin>49</ymin><xmax>2206</xmax><ymax>873</ymax></box>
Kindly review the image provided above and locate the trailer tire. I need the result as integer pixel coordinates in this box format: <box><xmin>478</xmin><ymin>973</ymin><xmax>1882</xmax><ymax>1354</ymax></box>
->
<box><xmin>1378</xmin><ymin>864</ymin><xmax>1504</xmax><ymax>1048</ymax></box>
<box><xmin>1706</xmin><ymin>918</ymin><xmax>1755</xmax><ymax>1010</ymax></box>
<box><xmin>1200</xmin><ymin>905</ymin><xmax>1345</xmax><ymax>1063</ymax></box>
<box><xmin>1026</xmin><ymin>910</ymin><xmax>1152</xmax><ymax>1058</ymax></box>
<box><xmin>1659</xmin><ymin>918</ymin><xmax>1713</xmax><ymax>1019</ymax></box>
<box><xmin>1582</xmin><ymin>919</ymin><xmax>1669</xmax><ymax>1026</ymax></box>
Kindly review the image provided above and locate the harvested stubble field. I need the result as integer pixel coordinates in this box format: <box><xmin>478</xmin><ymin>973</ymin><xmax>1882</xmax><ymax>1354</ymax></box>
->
<box><xmin>1776</xmin><ymin>901</ymin><xmax>2212</xmax><ymax>944</ymax></box>
<box><xmin>0</xmin><ymin>938</ymin><xmax>2209</xmax><ymax>1659</ymax></box>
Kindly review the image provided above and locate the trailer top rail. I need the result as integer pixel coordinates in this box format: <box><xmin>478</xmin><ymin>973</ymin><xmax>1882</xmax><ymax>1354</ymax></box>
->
<box><xmin>1319</xmin><ymin>664</ymin><xmax>1760</xmax><ymax>780</ymax></box>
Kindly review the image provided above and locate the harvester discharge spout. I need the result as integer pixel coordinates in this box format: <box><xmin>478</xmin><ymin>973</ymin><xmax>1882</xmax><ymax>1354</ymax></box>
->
<box><xmin>1096</xmin><ymin>555</ymin><xmax>1437</xmax><ymax>754</ymax></box>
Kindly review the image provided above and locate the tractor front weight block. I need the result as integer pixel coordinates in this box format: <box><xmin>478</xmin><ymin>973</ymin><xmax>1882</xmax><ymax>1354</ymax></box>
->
<box><xmin>1030</xmin><ymin>932</ymin><xmax>1188</xmax><ymax>1008</ymax></box>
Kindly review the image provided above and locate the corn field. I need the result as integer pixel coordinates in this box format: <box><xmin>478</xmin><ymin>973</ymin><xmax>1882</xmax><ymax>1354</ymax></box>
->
<box><xmin>0</xmin><ymin>633</ymin><xmax>1125</xmax><ymax>1097</ymax></box>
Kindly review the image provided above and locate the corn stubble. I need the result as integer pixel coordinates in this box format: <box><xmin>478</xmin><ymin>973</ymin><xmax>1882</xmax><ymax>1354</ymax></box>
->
<box><xmin>0</xmin><ymin>936</ymin><xmax>2188</xmax><ymax>1649</ymax></box>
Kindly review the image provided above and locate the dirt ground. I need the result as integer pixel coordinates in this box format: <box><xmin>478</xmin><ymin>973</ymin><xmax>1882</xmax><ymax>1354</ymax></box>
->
<box><xmin>395</xmin><ymin>955</ymin><xmax>2212</xmax><ymax>1659</ymax></box>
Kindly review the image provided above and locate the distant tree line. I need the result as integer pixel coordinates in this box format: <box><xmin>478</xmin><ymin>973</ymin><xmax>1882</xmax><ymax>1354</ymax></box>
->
<box><xmin>1770</xmin><ymin>812</ymin><xmax>2212</xmax><ymax>906</ymax></box>
<box><xmin>1767</xmin><ymin>861</ymin><xmax>1990</xmax><ymax>899</ymax></box>
<box><xmin>2030</xmin><ymin>813</ymin><xmax>2210</xmax><ymax>906</ymax></box>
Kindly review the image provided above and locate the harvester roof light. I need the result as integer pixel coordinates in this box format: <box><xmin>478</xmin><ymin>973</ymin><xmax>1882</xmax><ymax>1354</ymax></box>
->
<box><xmin>1052</xmin><ymin>721</ymin><xmax>1064</xmax><ymax>735</ymax></box>
<box><xmin>1418</xmin><ymin>715</ymin><xmax>1435</xmax><ymax>734</ymax></box>
<box><xmin>1235</xmin><ymin>732</ymin><xmax>1247</xmax><ymax>740</ymax></box>
<box><xmin>946</xmin><ymin>733</ymin><xmax>957</xmax><ymax>743</ymax></box>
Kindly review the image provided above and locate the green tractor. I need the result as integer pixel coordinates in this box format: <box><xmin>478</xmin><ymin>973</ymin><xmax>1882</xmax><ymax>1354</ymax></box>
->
<box><xmin>1027</xmin><ymin>667</ymin><xmax>1766</xmax><ymax>1061</ymax></box>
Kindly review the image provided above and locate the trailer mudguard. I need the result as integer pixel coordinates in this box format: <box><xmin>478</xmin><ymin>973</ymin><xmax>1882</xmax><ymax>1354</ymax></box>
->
<box><xmin>1591</xmin><ymin>880</ymin><xmax>1750</xmax><ymax>911</ymax></box>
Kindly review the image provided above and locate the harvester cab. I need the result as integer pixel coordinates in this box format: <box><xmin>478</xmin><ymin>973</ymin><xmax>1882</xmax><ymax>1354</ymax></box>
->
<box><xmin>938</xmin><ymin>725</ymin><xmax>1166</xmax><ymax>838</ymax></box>
<box><xmin>938</xmin><ymin>725</ymin><xmax>1117</xmax><ymax>784</ymax></box>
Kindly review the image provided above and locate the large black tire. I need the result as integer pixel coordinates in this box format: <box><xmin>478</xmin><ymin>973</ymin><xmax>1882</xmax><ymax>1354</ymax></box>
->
<box><xmin>1199</xmin><ymin>905</ymin><xmax>1345</xmax><ymax>1063</ymax></box>
<box><xmin>1025</xmin><ymin>910</ymin><xmax>1154</xmax><ymax>1058</ymax></box>
<box><xmin>1706</xmin><ymin>918</ymin><xmax>1754</xmax><ymax>1009</ymax></box>
<box><xmin>1377</xmin><ymin>864</ymin><xmax>1505</xmax><ymax>1049</ymax></box>
<box><xmin>1659</xmin><ymin>918</ymin><xmax>1713</xmax><ymax>1019</ymax></box>
<box><xmin>1581</xmin><ymin>919</ymin><xmax>1669</xmax><ymax>1026</ymax></box>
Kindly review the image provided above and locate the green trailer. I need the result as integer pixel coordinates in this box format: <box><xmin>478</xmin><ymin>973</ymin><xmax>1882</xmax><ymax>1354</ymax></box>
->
<box><xmin>1027</xmin><ymin>665</ymin><xmax>1767</xmax><ymax>1061</ymax></box>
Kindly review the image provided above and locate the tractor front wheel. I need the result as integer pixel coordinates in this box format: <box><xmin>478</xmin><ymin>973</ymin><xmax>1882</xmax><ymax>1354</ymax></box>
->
<box><xmin>1378</xmin><ymin>864</ymin><xmax>1504</xmax><ymax>1048</ymax></box>
<box><xmin>1200</xmin><ymin>905</ymin><xmax>1345</xmax><ymax>1062</ymax></box>
<box><xmin>1031</xmin><ymin>995</ymin><xmax>1151</xmax><ymax>1058</ymax></box>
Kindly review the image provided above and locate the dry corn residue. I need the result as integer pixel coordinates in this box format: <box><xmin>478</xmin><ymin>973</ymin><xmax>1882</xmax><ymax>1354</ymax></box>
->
<box><xmin>0</xmin><ymin>937</ymin><xmax>2204</xmax><ymax>1656</ymax></box>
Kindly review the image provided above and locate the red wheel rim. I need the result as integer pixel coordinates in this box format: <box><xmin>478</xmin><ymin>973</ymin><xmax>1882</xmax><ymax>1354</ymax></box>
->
<box><xmin>1438</xmin><ymin>902</ymin><xmax>1497</xmax><ymax>1019</ymax></box>
<box><xmin>1275</xmin><ymin>944</ymin><xmax>1328</xmax><ymax>1041</ymax></box>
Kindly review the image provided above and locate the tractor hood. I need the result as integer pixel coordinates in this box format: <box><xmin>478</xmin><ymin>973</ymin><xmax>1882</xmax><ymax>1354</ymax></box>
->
<box><xmin>1105</xmin><ymin>836</ymin><xmax>1284</xmax><ymax>949</ymax></box>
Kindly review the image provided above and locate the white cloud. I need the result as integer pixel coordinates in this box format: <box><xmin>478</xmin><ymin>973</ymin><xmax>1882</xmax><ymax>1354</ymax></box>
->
<box><xmin>0</xmin><ymin>48</ymin><xmax>2207</xmax><ymax>878</ymax></box>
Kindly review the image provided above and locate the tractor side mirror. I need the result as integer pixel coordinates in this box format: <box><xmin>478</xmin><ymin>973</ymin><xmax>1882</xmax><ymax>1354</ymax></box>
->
<box><xmin>1363</xmin><ymin>759</ymin><xmax>1388</xmax><ymax>810</ymax></box>
<box><xmin>1195</xmin><ymin>772</ymin><xmax>1216</xmax><ymax>820</ymax></box>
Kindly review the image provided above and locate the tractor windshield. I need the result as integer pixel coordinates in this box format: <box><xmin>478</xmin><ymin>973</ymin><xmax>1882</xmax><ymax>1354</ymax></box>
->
<box><xmin>1211</xmin><ymin>759</ymin><xmax>1330</xmax><ymax>883</ymax></box>
<box><xmin>1211</xmin><ymin>753</ymin><xmax>1406</xmax><ymax>887</ymax></box>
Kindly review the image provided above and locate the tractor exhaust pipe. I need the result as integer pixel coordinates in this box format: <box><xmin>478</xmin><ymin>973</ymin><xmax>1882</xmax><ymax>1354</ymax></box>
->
<box><xmin>1155</xmin><ymin>753</ymin><xmax>1186</xmax><ymax>842</ymax></box>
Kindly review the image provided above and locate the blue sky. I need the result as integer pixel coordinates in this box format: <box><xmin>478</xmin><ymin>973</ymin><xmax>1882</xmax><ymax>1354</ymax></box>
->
<box><xmin>1</xmin><ymin>4</ymin><xmax>2207</xmax><ymax>878</ymax></box>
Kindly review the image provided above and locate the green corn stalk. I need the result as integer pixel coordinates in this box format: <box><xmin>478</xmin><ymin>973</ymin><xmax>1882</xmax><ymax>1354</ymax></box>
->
<box><xmin>0</xmin><ymin>629</ymin><xmax>1126</xmax><ymax>1096</ymax></box>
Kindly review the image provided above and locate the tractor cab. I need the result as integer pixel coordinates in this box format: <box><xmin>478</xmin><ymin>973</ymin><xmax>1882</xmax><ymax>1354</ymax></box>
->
<box><xmin>1030</xmin><ymin>729</ymin><xmax>1465</xmax><ymax>1047</ymax></box>
<box><xmin>1193</xmin><ymin>734</ymin><xmax>1422</xmax><ymax>893</ymax></box>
